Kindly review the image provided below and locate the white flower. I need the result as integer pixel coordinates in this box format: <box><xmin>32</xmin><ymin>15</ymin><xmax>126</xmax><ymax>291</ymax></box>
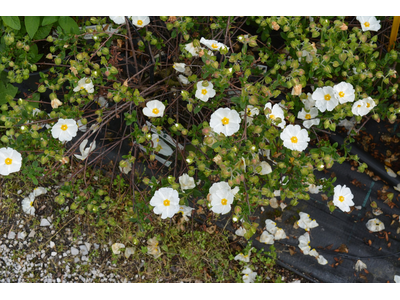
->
<box><xmin>95</xmin><ymin>96</ymin><xmax>108</xmax><ymax>108</ymax></box>
<box><xmin>256</xmin><ymin>161</ymin><xmax>272</xmax><ymax>175</ymax></box>
<box><xmin>110</xmin><ymin>16</ymin><xmax>126</xmax><ymax>25</ymax></box>
<box><xmin>178</xmin><ymin>173</ymin><xmax>196</xmax><ymax>191</ymax></box>
<box><xmin>234</xmin><ymin>250</ymin><xmax>252</xmax><ymax>263</ymax></box>
<box><xmin>178</xmin><ymin>205</ymin><xmax>194</xmax><ymax>221</ymax></box>
<box><xmin>0</xmin><ymin>147</ymin><xmax>22</xmax><ymax>176</ymax></box>
<box><xmin>32</xmin><ymin>187</ymin><xmax>47</xmax><ymax>197</ymax></box>
<box><xmin>178</xmin><ymin>75</ymin><xmax>189</xmax><ymax>85</ymax></box>
<box><xmin>274</xmin><ymin>228</ymin><xmax>286</xmax><ymax>240</ymax></box>
<box><xmin>74</xmin><ymin>139</ymin><xmax>96</xmax><ymax>160</ymax></box>
<box><xmin>147</xmin><ymin>237</ymin><xmax>162</xmax><ymax>258</ymax></box>
<box><xmin>173</xmin><ymin>63</ymin><xmax>186</xmax><ymax>73</ymax></box>
<box><xmin>73</xmin><ymin>78</ymin><xmax>94</xmax><ymax>93</ymax></box>
<box><xmin>210</xmin><ymin>187</ymin><xmax>234</xmax><ymax>215</ymax></box>
<box><xmin>280</xmin><ymin>124</ymin><xmax>310</xmax><ymax>152</ymax></box>
<box><xmin>143</xmin><ymin>100</ymin><xmax>165</xmax><ymax>118</ymax></box>
<box><xmin>195</xmin><ymin>81</ymin><xmax>216</xmax><ymax>102</ymax></box>
<box><xmin>235</xmin><ymin>227</ymin><xmax>247</xmax><ymax>237</ymax></box>
<box><xmin>119</xmin><ymin>159</ymin><xmax>132</xmax><ymax>174</ymax></box>
<box><xmin>77</xmin><ymin>120</ymin><xmax>87</xmax><ymax>132</ymax></box>
<box><xmin>298</xmin><ymin>232</ymin><xmax>311</xmax><ymax>255</ymax></box>
<box><xmin>333</xmin><ymin>82</ymin><xmax>355</xmax><ymax>104</ymax></box>
<box><xmin>297</xmin><ymin>107</ymin><xmax>320</xmax><ymax>129</ymax></box>
<box><xmin>264</xmin><ymin>102</ymin><xmax>286</xmax><ymax>129</ymax></box>
<box><xmin>386</xmin><ymin>166</ymin><xmax>397</xmax><ymax>178</ymax></box>
<box><xmin>260</xmin><ymin>231</ymin><xmax>274</xmax><ymax>244</ymax></box>
<box><xmin>297</xmin><ymin>212</ymin><xmax>319</xmax><ymax>231</ymax></box>
<box><xmin>210</xmin><ymin>107</ymin><xmax>241</xmax><ymax>137</ymax></box>
<box><xmin>357</xmin><ymin>16</ymin><xmax>381</xmax><ymax>32</ymax></box>
<box><xmin>307</xmin><ymin>183</ymin><xmax>322</xmax><ymax>194</ymax></box>
<box><xmin>185</xmin><ymin>42</ymin><xmax>200</xmax><ymax>57</ymax></box>
<box><xmin>239</xmin><ymin>105</ymin><xmax>259</xmax><ymax>125</ymax></box>
<box><xmin>352</xmin><ymin>97</ymin><xmax>375</xmax><ymax>116</ymax></box>
<box><xmin>265</xmin><ymin>219</ymin><xmax>277</xmax><ymax>235</ymax></box>
<box><xmin>366</xmin><ymin>218</ymin><xmax>385</xmax><ymax>232</ymax></box>
<box><xmin>302</xmin><ymin>93</ymin><xmax>316</xmax><ymax>110</ymax></box>
<box><xmin>242</xmin><ymin>267</ymin><xmax>257</xmax><ymax>283</ymax></box>
<box><xmin>150</xmin><ymin>187</ymin><xmax>180</xmax><ymax>219</ymax></box>
<box><xmin>51</xmin><ymin>119</ymin><xmax>78</xmax><ymax>142</ymax></box>
<box><xmin>355</xmin><ymin>260</ymin><xmax>367</xmax><ymax>272</ymax></box>
<box><xmin>317</xmin><ymin>255</ymin><xmax>328</xmax><ymax>265</ymax></box>
<box><xmin>22</xmin><ymin>193</ymin><xmax>35</xmax><ymax>216</ymax></box>
<box><xmin>313</xmin><ymin>86</ymin><xmax>338</xmax><ymax>112</ymax></box>
<box><xmin>200</xmin><ymin>37</ymin><xmax>229</xmax><ymax>52</ymax></box>
<box><xmin>151</xmin><ymin>134</ymin><xmax>173</xmax><ymax>157</ymax></box>
<box><xmin>394</xmin><ymin>275</ymin><xmax>400</xmax><ymax>283</ymax></box>
<box><xmin>333</xmin><ymin>184</ymin><xmax>354</xmax><ymax>212</ymax></box>
<box><xmin>111</xmin><ymin>243</ymin><xmax>125</xmax><ymax>255</ymax></box>
<box><xmin>51</xmin><ymin>98</ymin><xmax>62</xmax><ymax>109</ymax></box>
<box><xmin>129</xmin><ymin>16</ymin><xmax>150</xmax><ymax>28</ymax></box>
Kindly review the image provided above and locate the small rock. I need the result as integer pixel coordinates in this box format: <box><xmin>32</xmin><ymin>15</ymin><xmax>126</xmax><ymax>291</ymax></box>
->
<box><xmin>71</xmin><ymin>247</ymin><xmax>79</xmax><ymax>256</ymax></box>
<box><xmin>79</xmin><ymin>245</ymin><xmax>88</xmax><ymax>256</ymax></box>
<box><xmin>81</xmin><ymin>256</ymin><xmax>88</xmax><ymax>261</ymax></box>
<box><xmin>49</xmin><ymin>241</ymin><xmax>55</xmax><ymax>248</ymax></box>
<box><xmin>28</xmin><ymin>230</ymin><xmax>36</xmax><ymax>238</ymax></box>
<box><xmin>51</xmin><ymin>252</ymin><xmax>57</xmax><ymax>257</ymax></box>
<box><xmin>7</xmin><ymin>232</ymin><xmax>16</xmax><ymax>239</ymax></box>
<box><xmin>84</xmin><ymin>242</ymin><xmax>91</xmax><ymax>252</ymax></box>
<box><xmin>17</xmin><ymin>232</ymin><xmax>26</xmax><ymax>240</ymax></box>
<box><xmin>74</xmin><ymin>257</ymin><xmax>80</xmax><ymax>263</ymax></box>
<box><xmin>40</xmin><ymin>219</ymin><xmax>51</xmax><ymax>227</ymax></box>
<box><xmin>94</xmin><ymin>244</ymin><xmax>99</xmax><ymax>250</ymax></box>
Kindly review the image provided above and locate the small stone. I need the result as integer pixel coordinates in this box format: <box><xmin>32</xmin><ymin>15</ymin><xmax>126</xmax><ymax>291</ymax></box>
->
<box><xmin>94</xmin><ymin>244</ymin><xmax>99</xmax><ymax>250</ymax></box>
<box><xmin>74</xmin><ymin>257</ymin><xmax>80</xmax><ymax>263</ymax></box>
<box><xmin>49</xmin><ymin>241</ymin><xmax>55</xmax><ymax>248</ymax></box>
<box><xmin>84</xmin><ymin>242</ymin><xmax>91</xmax><ymax>252</ymax></box>
<box><xmin>7</xmin><ymin>232</ymin><xmax>16</xmax><ymax>239</ymax></box>
<box><xmin>79</xmin><ymin>245</ymin><xmax>88</xmax><ymax>256</ymax></box>
<box><xmin>81</xmin><ymin>256</ymin><xmax>88</xmax><ymax>261</ymax></box>
<box><xmin>71</xmin><ymin>247</ymin><xmax>79</xmax><ymax>256</ymax></box>
<box><xmin>40</xmin><ymin>219</ymin><xmax>51</xmax><ymax>227</ymax></box>
<box><xmin>51</xmin><ymin>252</ymin><xmax>57</xmax><ymax>257</ymax></box>
<box><xmin>17</xmin><ymin>232</ymin><xmax>26</xmax><ymax>240</ymax></box>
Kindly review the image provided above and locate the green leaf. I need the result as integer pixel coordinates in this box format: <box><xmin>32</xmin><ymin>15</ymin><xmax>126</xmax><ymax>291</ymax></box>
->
<box><xmin>2</xmin><ymin>16</ymin><xmax>21</xmax><ymax>30</ymax></box>
<box><xmin>0</xmin><ymin>80</ymin><xmax>18</xmax><ymax>106</ymax></box>
<box><xmin>25</xmin><ymin>16</ymin><xmax>41</xmax><ymax>39</ymax></box>
<box><xmin>194</xmin><ymin>105</ymin><xmax>202</xmax><ymax>114</ymax></box>
<box><xmin>58</xmin><ymin>16</ymin><xmax>80</xmax><ymax>34</ymax></box>
<box><xmin>321</xmin><ymin>146</ymin><xmax>332</xmax><ymax>154</ymax></box>
<box><xmin>42</xmin><ymin>16</ymin><xmax>58</xmax><ymax>26</ymax></box>
<box><xmin>28</xmin><ymin>174</ymin><xmax>39</xmax><ymax>185</ymax></box>
<box><xmin>33</xmin><ymin>23</ymin><xmax>52</xmax><ymax>40</ymax></box>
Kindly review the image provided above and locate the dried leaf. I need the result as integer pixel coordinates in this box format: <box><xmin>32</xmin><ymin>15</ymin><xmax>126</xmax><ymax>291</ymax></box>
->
<box><xmin>288</xmin><ymin>246</ymin><xmax>296</xmax><ymax>256</ymax></box>
<box><xmin>334</xmin><ymin>244</ymin><xmax>348</xmax><ymax>253</ymax></box>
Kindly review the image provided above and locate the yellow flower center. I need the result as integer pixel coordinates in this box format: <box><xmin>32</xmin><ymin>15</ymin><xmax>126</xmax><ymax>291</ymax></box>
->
<box><xmin>5</xmin><ymin>158</ymin><xmax>12</xmax><ymax>165</ymax></box>
<box><xmin>30</xmin><ymin>202</ymin><xmax>33</xmax><ymax>207</ymax></box>
<box><xmin>61</xmin><ymin>124</ymin><xmax>68</xmax><ymax>131</ymax></box>
<box><xmin>221</xmin><ymin>117</ymin><xmax>230</xmax><ymax>125</ymax></box>
<box><xmin>339</xmin><ymin>91</ymin><xmax>345</xmax><ymax>98</ymax></box>
<box><xmin>324</xmin><ymin>94</ymin><xmax>331</xmax><ymax>101</ymax></box>
<box><xmin>163</xmin><ymin>199</ymin><xmax>170</xmax><ymax>206</ymax></box>
<box><xmin>80</xmin><ymin>86</ymin><xmax>85</xmax><ymax>90</ymax></box>
<box><xmin>357</xmin><ymin>104</ymin><xmax>361</xmax><ymax>108</ymax></box>
<box><xmin>364</xmin><ymin>22</ymin><xmax>370</xmax><ymax>28</ymax></box>
<box><xmin>305</xmin><ymin>114</ymin><xmax>311</xmax><ymax>120</ymax></box>
<box><xmin>137</xmin><ymin>20</ymin><xmax>143</xmax><ymax>26</ymax></box>
<box><xmin>211</xmin><ymin>43</ymin><xmax>218</xmax><ymax>49</ymax></box>
<box><xmin>290</xmin><ymin>136</ymin><xmax>298</xmax><ymax>143</ymax></box>
<box><xmin>339</xmin><ymin>196</ymin><xmax>345</xmax><ymax>202</ymax></box>
<box><xmin>269</xmin><ymin>114</ymin><xmax>276</xmax><ymax>120</ymax></box>
<box><xmin>221</xmin><ymin>198</ymin><xmax>228</xmax><ymax>205</ymax></box>
<box><xmin>366</xmin><ymin>103</ymin><xmax>370</xmax><ymax>108</ymax></box>
<box><xmin>201</xmin><ymin>89</ymin><xmax>208</xmax><ymax>95</ymax></box>
<box><xmin>247</xmin><ymin>109</ymin><xmax>252</xmax><ymax>116</ymax></box>
<box><xmin>152</xmin><ymin>108</ymin><xmax>159</xmax><ymax>115</ymax></box>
